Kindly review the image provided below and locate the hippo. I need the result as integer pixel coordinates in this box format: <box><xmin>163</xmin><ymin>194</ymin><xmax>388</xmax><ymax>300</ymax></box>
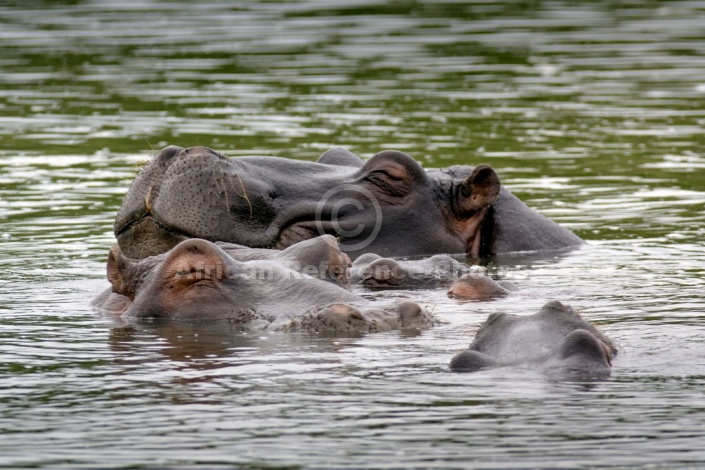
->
<box><xmin>351</xmin><ymin>253</ymin><xmax>515</xmax><ymax>301</ymax></box>
<box><xmin>450</xmin><ymin>301</ymin><xmax>616</xmax><ymax>379</ymax></box>
<box><xmin>114</xmin><ymin>146</ymin><xmax>583</xmax><ymax>260</ymax></box>
<box><xmin>446</xmin><ymin>273</ymin><xmax>513</xmax><ymax>301</ymax></box>
<box><xmin>352</xmin><ymin>253</ymin><xmax>471</xmax><ymax>289</ymax></box>
<box><xmin>92</xmin><ymin>236</ymin><xmax>435</xmax><ymax>333</ymax></box>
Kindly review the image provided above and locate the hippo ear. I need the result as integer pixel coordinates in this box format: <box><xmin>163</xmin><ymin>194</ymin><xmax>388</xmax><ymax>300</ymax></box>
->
<box><xmin>107</xmin><ymin>245</ymin><xmax>134</xmax><ymax>299</ymax></box>
<box><xmin>454</xmin><ymin>165</ymin><xmax>500</xmax><ymax>217</ymax></box>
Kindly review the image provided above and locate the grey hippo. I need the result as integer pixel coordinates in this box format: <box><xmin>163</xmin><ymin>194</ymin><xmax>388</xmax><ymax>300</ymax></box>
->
<box><xmin>92</xmin><ymin>235</ymin><xmax>436</xmax><ymax>333</ymax></box>
<box><xmin>352</xmin><ymin>252</ymin><xmax>514</xmax><ymax>300</ymax></box>
<box><xmin>450</xmin><ymin>301</ymin><xmax>616</xmax><ymax>378</ymax></box>
<box><xmin>114</xmin><ymin>146</ymin><xmax>583</xmax><ymax>260</ymax></box>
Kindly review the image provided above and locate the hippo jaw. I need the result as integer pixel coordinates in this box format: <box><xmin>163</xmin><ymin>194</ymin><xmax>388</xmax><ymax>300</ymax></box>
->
<box><xmin>114</xmin><ymin>146</ymin><xmax>502</xmax><ymax>259</ymax></box>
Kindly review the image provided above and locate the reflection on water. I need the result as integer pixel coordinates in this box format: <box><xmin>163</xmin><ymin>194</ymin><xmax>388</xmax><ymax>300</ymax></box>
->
<box><xmin>2</xmin><ymin>1</ymin><xmax>705</xmax><ymax>468</ymax></box>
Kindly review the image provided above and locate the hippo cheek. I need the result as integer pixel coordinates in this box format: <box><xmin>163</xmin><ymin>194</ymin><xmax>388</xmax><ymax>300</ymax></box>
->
<box><xmin>307</xmin><ymin>149</ymin><xmax>459</xmax><ymax>257</ymax></box>
<box><xmin>272</xmin><ymin>222</ymin><xmax>321</xmax><ymax>250</ymax></box>
<box><xmin>116</xmin><ymin>217</ymin><xmax>190</xmax><ymax>260</ymax></box>
<box><xmin>274</xmin><ymin>202</ymin><xmax>381</xmax><ymax>253</ymax></box>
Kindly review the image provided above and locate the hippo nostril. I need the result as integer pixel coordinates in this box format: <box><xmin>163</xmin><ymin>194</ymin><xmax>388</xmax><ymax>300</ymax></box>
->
<box><xmin>155</xmin><ymin>145</ymin><xmax>183</xmax><ymax>162</ymax></box>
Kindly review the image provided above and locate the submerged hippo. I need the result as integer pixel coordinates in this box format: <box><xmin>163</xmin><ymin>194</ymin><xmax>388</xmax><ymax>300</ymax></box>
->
<box><xmin>115</xmin><ymin>146</ymin><xmax>582</xmax><ymax>260</ymax></box>
<box><xmin>352</xmin><ymin>253</ymin><xmax>514</xmax><ymax>301</ymax></box>
<box><xmin>92</xmin><ymin>236</ymin><xmax>435</xmax><ymax>333</ymax></box>
<box><xmin>352</xmin><ymin>253</ymin><xmax>471</xmax><ymax>289</ymax></box>
<box><xmin>450</xmin><ymin>301</ymin><xmax>616</xmax><ymax>378</ymax></box>
<box><xmin>447</xmin><ymin>273</ymin><xmax>513</xmax><ymax>301</ymax></box>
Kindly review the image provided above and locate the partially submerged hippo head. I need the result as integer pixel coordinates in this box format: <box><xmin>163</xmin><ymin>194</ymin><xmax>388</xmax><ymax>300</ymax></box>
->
<box><xmin>351</xmin><ymin>253</ymin><xmax>469</xmax><ymax>289</ymax></box>
<box><xmin>351</xmin><ymin>254</ymin><xmax>514</xmax><ymax>302</ymax></box>
<box><xmin>104</xmin><ymin>234</ymin><xmax>351</xmax><ymax>303</ymax></box>
<box><xmin>450</xmin><ymin>301</ymin><xmax>616</xmax><ymax>379</ymax></box>
<box><xmin>115</xmin><ymin>146</ymin><xmax>582</xmax><ymax>260</ymax></box>
<box><xmin>93</xmin><ymin>236</ymin><xmax>435</xmax><ymax>333</ymax></box>
<box><xmin>447</xmin><ymin>273</ymin><xmax>512</xmax><ymax>301</ymax></box>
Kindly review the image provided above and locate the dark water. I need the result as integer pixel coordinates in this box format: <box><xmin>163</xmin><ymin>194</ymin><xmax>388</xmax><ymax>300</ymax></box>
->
<box><xmin>2</xmin><ymin>1</ymin><xmax>705</xmax><ymax>468</ymax></box>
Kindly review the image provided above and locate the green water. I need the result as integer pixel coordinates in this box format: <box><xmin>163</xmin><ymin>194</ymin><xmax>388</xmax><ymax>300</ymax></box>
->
<box><xmin>1</xmin><ymin>1</ymin><xmax>705</xmax><ymax>468</ymax></box>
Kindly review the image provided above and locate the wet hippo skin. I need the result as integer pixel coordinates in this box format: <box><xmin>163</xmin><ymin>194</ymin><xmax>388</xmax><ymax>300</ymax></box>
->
<box><xmin>446</xmin><ymin>273</ymin><xmax>513</xmax><ymax>301</ymax></box>
<box><xmin>92</xmin><ymin>236</ymin><xmax>436</xmax><ymax>333</ymax></box>
<box><xmin>114</xmin><ymin>146</ymin><xmax>583</xmax><ymax>260</ymax></box>
<box><xmin>351</xmin><ymin>253</ymin><xmax>472</xmax><ymax>289</ymax></box>
<box><xmin>450</xmin><ymin>301</ymin><xmax>616</xmax><ymax>379</ymax></box>
<box><xmin>351</xmin><ymin>253</ymin><xmax>514</xmax><ymax>301</ymax></box>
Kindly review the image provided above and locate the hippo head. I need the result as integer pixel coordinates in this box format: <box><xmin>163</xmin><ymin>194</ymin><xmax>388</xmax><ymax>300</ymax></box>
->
<box><xmin>107</xmin><ymin>238</ymin><xmax>262</xmax><ymax>321</ymax></box>
<box><xmin>446</xmin><ymin>273</ymin><xmax>511</xmax><ymax>301</ymax></box>
<box><xmin>450</xmin><ymin>301</ymin><xmax>616</xmax><ymax>379</ymax></box>
<box><xmin>103</xmin><ymin>236</ymin><xmax>361</xmax><ymax>322</ymax></box>
<box><xmin>96</xmin><ymin>237</ymin><xmax>435</xmax><ymax>332</ymax></box>
<box><xmin>114</xmin><ymin>146</ymin><xmax>503</xmax><ymax>259</ymax></box>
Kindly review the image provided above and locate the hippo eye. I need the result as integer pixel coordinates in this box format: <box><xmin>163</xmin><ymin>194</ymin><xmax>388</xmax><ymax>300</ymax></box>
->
<box><xmin>365</xmin><ymin>170</ymin><xmax>411</xmax><ymax>197</ymax></box>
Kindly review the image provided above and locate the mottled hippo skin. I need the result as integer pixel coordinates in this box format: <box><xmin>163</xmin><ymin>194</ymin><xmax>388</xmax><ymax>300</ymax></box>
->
<box><xmin>92</xmin><ymin>236</ymin><xmax>435</xmax><ymax>333</ymax></box>
<box><xmin>450</xmin><ymin>301</ymin><xmax>616</xmax><ymax>378</ymax></box>
<box><xmin>115</xmin><ymin>146</ymin><xmax>582</xmax><ymax>260</ymax></box>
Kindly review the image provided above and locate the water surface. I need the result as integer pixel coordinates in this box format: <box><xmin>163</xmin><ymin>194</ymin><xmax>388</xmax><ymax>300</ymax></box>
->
<box><xmin>1</xmin><ymin>1</ymin><xmax>705</xmax><ymax>468</ymax></box>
